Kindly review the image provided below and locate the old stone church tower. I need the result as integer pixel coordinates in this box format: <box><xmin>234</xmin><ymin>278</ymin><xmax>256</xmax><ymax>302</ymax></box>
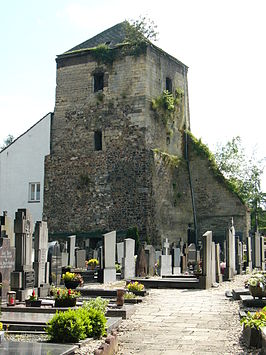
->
<box><xmin>44</xmin><ymin>22</ymin><xmax>250</xmax><ymax>246</ymax></box>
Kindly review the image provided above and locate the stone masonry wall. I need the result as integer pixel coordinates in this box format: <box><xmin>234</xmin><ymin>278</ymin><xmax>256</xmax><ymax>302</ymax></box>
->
<box><xmin>44</xmin><ymin>50</ymin><xmax>154</xmax><ymax>237</ymax></box>
<box><xmin>188</xmin><ymin>138</ymin><xmax>250</xmax><ymax>240</ymax></box>
<box><xmin>151</xmin><ymin>152</ymin><xmax>193</xmax><ymax>247</ymax></box>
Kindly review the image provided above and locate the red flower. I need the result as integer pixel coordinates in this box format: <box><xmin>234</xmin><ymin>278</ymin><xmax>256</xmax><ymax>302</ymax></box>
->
<box><xmin>68</xmin><ymin>289</ymin><xmax>71</xmax><ymax>296</ymax></box>
<box><xmin>32</xmin><ymin>290</ymin><xmax>35</xmax><ymax>296</ymax></box>
<box><xmin>57</xmin><ymin>290</ymin><xmax>60</xmax><ymax>295</ymax></box>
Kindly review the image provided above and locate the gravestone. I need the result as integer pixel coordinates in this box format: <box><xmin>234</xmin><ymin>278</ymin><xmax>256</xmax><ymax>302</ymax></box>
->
<box><xmin>211</xmin><ymin>242</ymin><xmax>216</xmax><ymax>286</ymax></box>
<box><xmin>122</xmin><ymin>238</ymin><xmax>135</xmax><ymax>279</ymax></box>
<box><xmin>61</xmin><ymin>252</ymin><xmax>69</xmax><ymax>267</ymax></box>
<box><xmin>199</xmin><ymin>231</ymin><xmax>212</xmax><ymax>289</ymax></box>
<box><xmin>145</xmin><ymin>245</ymin><xmax>156</xmax><ymax>276</ymax></box>
<box><xmin>236</xmin><ymin>237</ymin><xmax>243</xmax><ymax>274</ymax></box>
<box><xmin>188</xmin><ymin>243</ymin><xmax>197</xmax><ymax>265</ymax></box>
<box><xmin>0</xmin><ymin>237</ymin><xmax>15</xmax><ymax>302</ymax></box>
<box><xmin>0</xmin><ymin>211</ymin><xmax>14</xmax><ymax>247</ymax></box>
<box><xmin>246</xmin><ymin>236</ymin><xmax>252</xmax><ymax>271</ymax></box>
<box><xmin>116</xmin><ymin>242</ymin><xmax>124</xmax><ymax>265</ymax></box>
<box><xmin>48</xmin><ymin>241</ymin><xmax>62</xmax><ymax>286</ymax></box>
<box><xmin>33</xmin><ymin>221</ymin><xmax>50</xmax><ymax>297</ymax></box>
<box><xmin>159</xmin><ymin>238</ymin><xmax>172</xmax><ymax>276</ymax></box>
<box><xmin>68</xmin><ymin>235</ymin><xmax>76</xmax><ymax>267</ymax></box>
<box><xmin>172</xmin><ymin>247</ymin><xmax>181</xmax><ymax>275</ymax></box>
<box><xmin>10</xmin><ymin>209</ymin><xmax>35</xmax><ymax>301</ymax></box>
<box><xmin>224</xmin><ymin>219</ymin><xmax>236</xmax><ymax>281</ymax></box>
<box><xmin>102</xmin><ymin>231</ymin><xmax>116</xmax><ymax>283</ymax></box>
<box><xmin>215</xmin><ymin>243</ymin><xmax>222</xmax><ymax>283</ymax></box>
<box><xmin>261</xmin><ymin>236</ymin><xmax>265</xmax><ymax>271</ymax></box>
<box><xmin>136</xmin><ymin>246</ymin><xmax>148</xmax><ymax>277</ymax></box>
<box><xmin>253</xmin><ymin>232</ymin><xmax>261</xmax><ymax>268</ymax></box>
<box><xmin>75</xmin><ymin>249</ymin><xmax>86</xmax><ymax>268</ymax></box>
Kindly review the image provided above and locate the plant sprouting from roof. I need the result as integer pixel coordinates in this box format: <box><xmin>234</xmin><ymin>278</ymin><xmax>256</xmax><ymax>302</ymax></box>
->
<box><xmin>124</xmin><ymin>16</ymin><xmax>159</xmax><ymax>44</ymax></box>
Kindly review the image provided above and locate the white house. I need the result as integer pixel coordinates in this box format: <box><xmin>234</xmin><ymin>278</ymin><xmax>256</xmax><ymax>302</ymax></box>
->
<box><xmin>0</xmin><ymin>113</ymin><xmax>52</xmax><ymax>225</ymax></box>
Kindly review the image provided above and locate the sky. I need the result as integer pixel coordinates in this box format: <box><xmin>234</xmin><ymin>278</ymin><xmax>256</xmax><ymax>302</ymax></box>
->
<box><xmin>1</xmin><ymin>0</ymin><xmax>265</xmax><ymax>187</ymax></box>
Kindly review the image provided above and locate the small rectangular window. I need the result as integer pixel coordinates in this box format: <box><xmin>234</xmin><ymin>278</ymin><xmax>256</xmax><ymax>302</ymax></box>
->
<box><xmin>29</xmin><ymin>182</ymin><xmax>41</xmax><ymax>202</ymax></box>
<box><xmin>94</xmin><ymin>131</ymin><xmax>102</xmax><ymax>151</ymax></box>
<box><xmin>94</xmin><ymin>73</ymin><xmax>104</xmax><ymax>92</ymax></box>
<box><xmin>166</xmin><ymin>77</ymin><xmax>172</xmax><ymax>93</ymax></box>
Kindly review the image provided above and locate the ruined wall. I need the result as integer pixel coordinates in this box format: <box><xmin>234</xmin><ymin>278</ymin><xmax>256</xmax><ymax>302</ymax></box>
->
<box><xmin>151</xmin><ymin>151</ymin><xmax>193</xmax><ymax>247</ymax></box>
<box><xmin>144</xmin><ymin>46</ymin><xmax>189</xmax><ymax>156</ymax></box>
<box><xmin>44</xmin><ymin>45</ymin><xmax>192</xmax><ymax>243</ymax></box>
<box><xmin>188</xmin><ymin>138</ymin><xmax>250</xmax><ymax>240</ymax></box>
<box><xmin>44</xmin><ymin>50</ymin><xmax>153</xmax><ymax>236</ymax></box>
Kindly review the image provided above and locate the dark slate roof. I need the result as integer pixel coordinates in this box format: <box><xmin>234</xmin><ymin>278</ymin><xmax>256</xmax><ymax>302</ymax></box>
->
<box><xmin>65</xmin><ymin>22</ymin><xmax>127</xmax><ymax>53</ymax></box>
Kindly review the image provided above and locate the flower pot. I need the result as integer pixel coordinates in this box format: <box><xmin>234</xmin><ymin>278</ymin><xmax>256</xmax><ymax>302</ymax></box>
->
<box><xmin>64</xmin><ymin>280</ymin><xmax>81</xmax><ymax>289</ymax></box>
<box><xmin>55</xmin><ymin>298</ymin><xmax>77</xmax><ymax>308</ymax></box>
<box><xmin>249</xmin><ymin>285</ymin><xmax>266</xmax><ymax>299</ymax></box>
<box><xmin>25</xmin><ymin>300</ymin><xmax>42</xmax><ymax>307</ymax></box>
<box><xmin>242</xmin><ymin>325</ymin><xmax>261</xmax><ymax>348</ymax></box>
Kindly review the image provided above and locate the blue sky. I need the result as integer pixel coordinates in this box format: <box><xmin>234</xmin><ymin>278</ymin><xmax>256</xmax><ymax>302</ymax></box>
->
<box><xmin>1</xmin><ymin>0</ymin><xmax>265</xmax><ymax>187</ymax></box>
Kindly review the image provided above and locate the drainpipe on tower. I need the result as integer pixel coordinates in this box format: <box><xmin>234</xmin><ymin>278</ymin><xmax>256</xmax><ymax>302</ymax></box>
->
<box><xmin>183</xmin><ymin>65</ymin><xmax>198</xmax><ymax>246</ymax></box>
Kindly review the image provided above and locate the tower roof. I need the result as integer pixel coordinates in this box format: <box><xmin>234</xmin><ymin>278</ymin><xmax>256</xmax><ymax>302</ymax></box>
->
<box><xmin>65</xmin><ymin>22</ymin><xmax>127</xmax><ymax>53</ymax></box>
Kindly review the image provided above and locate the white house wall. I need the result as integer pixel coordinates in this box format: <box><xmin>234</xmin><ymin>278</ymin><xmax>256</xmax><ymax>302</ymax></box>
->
<box><xmin>0</xmin><ymin>113</ymin><xmax>51</xmax><ymax>225</ymax></box>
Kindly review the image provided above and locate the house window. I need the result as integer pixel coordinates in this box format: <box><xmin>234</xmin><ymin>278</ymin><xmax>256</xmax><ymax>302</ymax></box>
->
<box><xmin>29</xmin><ymin>182</ymin><xmax>40</xmax><ymax>202</ymax></box>
<box><xmin>94</xmin><ymin>131</ymin><xmax>102</xmax><ymax>151</ymax></box>
<box><xmin>166</xmin><ymin>77</ymin><xmax>172</xmax><ymax>93</ymax></box>
<box><xmin>94</xmin><ymin>73</ymin><xmax>104</xmax><ymax>92</ymax></box>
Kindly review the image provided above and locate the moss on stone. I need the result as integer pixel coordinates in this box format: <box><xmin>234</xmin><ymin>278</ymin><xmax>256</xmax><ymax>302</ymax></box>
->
<box><xmin>186</xmin><ymin>130</ymin><xmax>246</xmax><ymax>204</ymax></box>
<box><xmin>153</xmin><ymin>148</ymin><xmax>182</xmax><ymax>168</ymax></box>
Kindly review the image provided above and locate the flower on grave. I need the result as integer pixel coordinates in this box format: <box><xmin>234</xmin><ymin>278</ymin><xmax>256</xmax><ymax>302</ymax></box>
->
<box><xmin>126</xmin><ymin>281</ymin><xmax>144</xmax><ymax>292</ymax></box>
<box><xmin>247</xmin><ymin>273</ymin><xmax>266</xmax><ymax>288</ymax></box>
<box><xmin>86</xmin><ymin>259</ymin><xmax>99</xmax><ymax>268</ymax></box>
<box><xmin>28</xmin><ymin>289</ymin><xmax>38</xmax><ymax>301</ymax></box>
<box><xmin>62</xmin><ymin>272</ymin><xmax>83</xmax><ymax>284</ymax></box>
<box><xmin>54</xmin><ymin>288</ymin><xmax>80</xmax><ymax>300</ymax></box>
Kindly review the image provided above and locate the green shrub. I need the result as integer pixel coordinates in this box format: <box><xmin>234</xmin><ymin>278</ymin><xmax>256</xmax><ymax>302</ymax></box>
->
<box><xmin>82</xmin><ymin>297</ymin><xmax>109</xmax><ymax>314</ymax></box>
<box><xmin>85</xmin><ymin>308</ymin><xmax>107</xmax><ymax>338</ymax></box>
<box><xmin>76</xmin><ymin>308</ymin><xmax>93</xmax><ymax>336</ymax></box>
<box><xmin>46</xmin><ymin>309</ymin><xmax>87</xmax><ymax>343</ymax></box>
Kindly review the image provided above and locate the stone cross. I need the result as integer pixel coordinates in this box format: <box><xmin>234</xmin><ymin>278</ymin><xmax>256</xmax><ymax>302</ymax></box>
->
<box><xmin>11</xmin><ymin>208</ymin><xmax>35</xmax><ymax>301</ymax></box>
<box><xmin>163</xmin><ymin>238</ymin><xmax>170</xmax><ymax>255</ymax></box>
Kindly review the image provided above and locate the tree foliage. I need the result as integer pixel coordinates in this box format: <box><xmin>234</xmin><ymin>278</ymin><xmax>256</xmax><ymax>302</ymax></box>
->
<box><xmin>214</xmin><ymin>136</ymin><xmax>266</xmax><ymax>232</ymax></box>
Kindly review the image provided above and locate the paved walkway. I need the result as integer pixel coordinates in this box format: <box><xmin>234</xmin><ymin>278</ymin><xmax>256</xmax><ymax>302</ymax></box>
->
<box><xmin>117</xmin><ymin>275</ymin><xmax>253</xmax><ymax>355</ymax></box>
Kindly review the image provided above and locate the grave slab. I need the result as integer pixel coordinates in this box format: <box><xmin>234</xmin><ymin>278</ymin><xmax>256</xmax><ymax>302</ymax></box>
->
<box><xmin>0</xmin><ymin>341</ymin><xmax>78</xmax><ymax>355</ymax></box>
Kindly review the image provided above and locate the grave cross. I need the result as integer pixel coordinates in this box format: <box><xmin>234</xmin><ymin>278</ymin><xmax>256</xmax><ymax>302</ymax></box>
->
<box><xmin>163</xmin><ymin>238</ymin><xmax>170</xmax><ymax>255</ymax></box>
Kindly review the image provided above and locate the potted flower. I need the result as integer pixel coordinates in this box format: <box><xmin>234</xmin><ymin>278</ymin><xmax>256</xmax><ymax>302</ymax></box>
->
<box><xmin>248</xmin><ymin>273</ymin><xmax>266</xmax><ymax>299</ymax></box>
<box><xmin>126</xmin><ymin>281</ymin><xmax>146</xmax><ymax>296</ymax></box>
<box><xmin>54</xmin><ymin>288</ymin><xmax>80</xmax><ymax>308</ymax></box>
<box><xmin>62</xmin><ymin>272</ymin><xmax>83</xmax><ymax>289</ymax></box>
<box><xmin>240</xmin><ymin>307</ymin><xmax>266</xmax><ymax>347</ymax></box>
<box><xmin>25</xmin><ymin>290</ymin><xmax>42</xmax><ymax>307</ymax></box>
<box><xmin>86</xmin><ymin>258</ymin><xmax>99</xmax><ymax>270</ymax></box>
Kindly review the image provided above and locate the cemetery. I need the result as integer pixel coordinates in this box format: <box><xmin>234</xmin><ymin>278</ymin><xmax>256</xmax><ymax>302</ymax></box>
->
<box><xmin>0</xmin><ymin>21</ymin><xmax>265</xmax><ymax>355</ymax></box>
<box><xmin>0</xmin><ymin>208</ymin><xmax>265</xmax><ymax>354</ymax></box>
